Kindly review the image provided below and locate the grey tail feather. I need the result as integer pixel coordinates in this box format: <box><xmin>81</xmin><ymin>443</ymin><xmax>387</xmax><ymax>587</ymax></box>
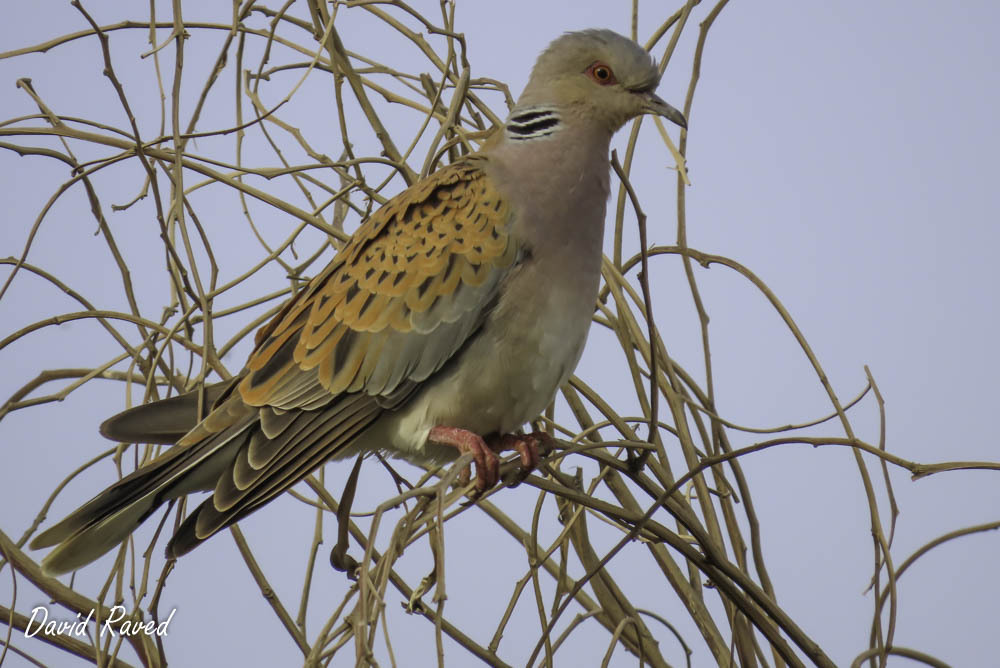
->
<box><xmin>31</xmin><ymin>469</ymin><xmax>167</xmax><ymax>576</ymax></box>
<box><xmin>100</xmin><ymin>380</ymin><xmax>234</xmax><ymax>445</ymax></box>
<box><xmin>33</xmin><ymin>414</ymin><xmax>255</xmax><ymax>575</ymax></box>
<box><xmin>36</xmin><ymin>493</ymin><xmax>162</xmax><ymax>576</ymax></box>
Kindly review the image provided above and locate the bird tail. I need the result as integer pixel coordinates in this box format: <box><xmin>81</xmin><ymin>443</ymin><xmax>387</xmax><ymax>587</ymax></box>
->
<box><xmin>31</xmin><ymin>390</ymin><xmax>254</xmax><ymax>576</ymax></box>
<box><xmin>30</xmin><ymin>457</ymin><xmax>175</xmax><ymax>576</ymax></box>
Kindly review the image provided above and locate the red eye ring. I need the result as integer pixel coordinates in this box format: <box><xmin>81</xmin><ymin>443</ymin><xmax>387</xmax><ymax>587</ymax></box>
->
<box><xmin>586</xmin><ymin>62</ymin><xmax>617</xmax><ymax>86</ymax></box>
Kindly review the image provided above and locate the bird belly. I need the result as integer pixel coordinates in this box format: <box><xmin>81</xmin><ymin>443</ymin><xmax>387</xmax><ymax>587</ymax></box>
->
<box><xmin>367</xmin><ymin>269</ymin><xmax>597</xmax><ymax>464</ymax></box>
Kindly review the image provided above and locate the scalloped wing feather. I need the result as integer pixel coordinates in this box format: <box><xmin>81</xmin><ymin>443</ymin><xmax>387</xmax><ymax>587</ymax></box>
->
<box><xmin>238</xmin><ymin>155</ymin><xmax>516</xmax><ymax>410</ymax></box>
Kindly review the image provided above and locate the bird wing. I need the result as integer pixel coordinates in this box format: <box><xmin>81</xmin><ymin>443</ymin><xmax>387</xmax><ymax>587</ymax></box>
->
<box><xmin>170</xmin><ymin>154</ymin><xmax>519</xmax><ymax>554</ymax></box>
<box><xmin>165</xmin><ymin>155</ymin><xmax>518</xmax><ymax>553</ymax></box>
<box><xmin>238</xmin><ymin>154</ymin><xmax>517</xmax><ymax>411</ymax></box>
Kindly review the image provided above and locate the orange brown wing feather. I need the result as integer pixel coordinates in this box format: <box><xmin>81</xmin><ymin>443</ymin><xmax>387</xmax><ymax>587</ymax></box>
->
<box><xmin>238</xmin><ymin>155</ymin><xmax>517</xmax><ymax>410</ymax></box>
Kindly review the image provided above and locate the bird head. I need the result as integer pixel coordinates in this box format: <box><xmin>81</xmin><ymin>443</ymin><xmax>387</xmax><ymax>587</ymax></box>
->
<box><xmin>516</xmin><ymin>29</ymin><xmax>687</xmax><ymax>133</ymax></box>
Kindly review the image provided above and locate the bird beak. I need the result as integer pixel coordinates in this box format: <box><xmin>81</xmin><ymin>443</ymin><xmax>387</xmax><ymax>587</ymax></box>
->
<box><xmin>642</xmin><ymin>93</ymin><xmax>687</xmax><ymax>129</ymax></box>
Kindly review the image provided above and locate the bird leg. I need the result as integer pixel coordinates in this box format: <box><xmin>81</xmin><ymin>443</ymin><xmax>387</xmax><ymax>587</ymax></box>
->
<box><xmin>427</xmin><ymin>426</ymin><xmax>500</xmax><ymax>491</ymax></box>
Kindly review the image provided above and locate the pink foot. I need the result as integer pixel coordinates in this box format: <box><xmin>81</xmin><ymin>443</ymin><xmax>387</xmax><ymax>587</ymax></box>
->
<box><xmin>428</xmin><ymin>426</ymin><xmax>500</xmax><ymax>491</ymax></box>
<box><xmin>487</xmin><ymin>430</ymin><xmax>555</xmax><ymax>484</ymax></box>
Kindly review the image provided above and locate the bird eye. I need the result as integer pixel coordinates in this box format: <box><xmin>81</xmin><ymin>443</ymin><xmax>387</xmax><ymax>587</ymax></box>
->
<box><xmin>586</xmin><ymin>62</ymin><xmax>617</xmax><ymax>86</ymax></box>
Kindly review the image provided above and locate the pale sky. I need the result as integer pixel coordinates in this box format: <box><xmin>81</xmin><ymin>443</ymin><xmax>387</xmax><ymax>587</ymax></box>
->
<box><xmin>1</xmin><ymin>2</ymin><xmax>997</xmax><ymax>666</ymax></box>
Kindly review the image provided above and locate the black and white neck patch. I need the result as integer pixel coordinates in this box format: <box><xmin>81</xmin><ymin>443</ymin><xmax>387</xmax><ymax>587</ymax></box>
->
<box><xmin>505</xmin><ymin>106</ymin><xmax>562</xmax><ymax>141</ymax></box>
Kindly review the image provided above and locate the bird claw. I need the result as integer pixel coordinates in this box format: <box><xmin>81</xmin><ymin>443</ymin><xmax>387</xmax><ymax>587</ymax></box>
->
<box><xmin>429</xmin><ymin>427</ymin><xmax>554</xmax><ymax>494</ymax></box>
<box><xmin>492</xmin><ymin>431</ymin><xmax>555</xmax><ymax>486</ymax></box>
<box><xmin>428</xmin><ymin>426</ymin><xmax>500</xmax><ymax>493</ymax></box>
